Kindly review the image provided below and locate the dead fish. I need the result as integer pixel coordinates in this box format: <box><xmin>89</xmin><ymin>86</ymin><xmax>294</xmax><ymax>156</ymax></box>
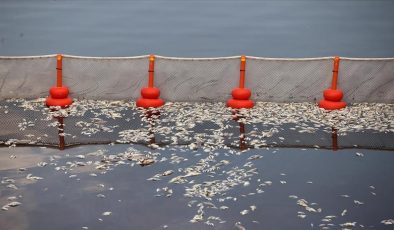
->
<box><xmin>26</xmin><ymin>174</ymin><xmax>43</xmax><ymax>180</ymax></box>
<box><xmin>235</xmin><ymin>222</ymin><xmax>246</xmax><ymax>230</ymax></box>
<box><xmin>102</xmin><ymin>211</ymin><xmax>112</xmax><ymax>216</ymax></box>
<box><xmin>381</xmin><ymin>219</ymin><xmax>394</xmax><ymax>225</ymax></box>
<box><xmin>76</xmin><ymin>162</ymin><xmax>86</xmax><ymax>166</ymax></box>
<box><xmin>162</xmin><ymin>170</ymin><xmax>174</xmax><ymax>176</ymax></box>
<box><xmin>37</xmin><ymin>162</ymin><xmax>48</xmax><ymax>167</ymax></box>
<box><xmin>2</xmin><ymin>201</ymin><xmax>21</xmax><ymax>211</ymax></box>
<box><xmin>6</xmin><ymin>184</ymin><xmax>18</xmax><ymax>190</ymax></box>
<box><xmin>341</xmin><ymin>209</ymin><xmax>347</xmax><ymax>216</ymax></box>
<box><xmin>340</xmin><ymin>222</ymin><xmax>356</xmax><ymax>227</ymax></box>
<box><xmin>138</xmin><ymin>158</ymin><xmax>155</xmax><ymax>167</ymax></box>
<box><xmin>240</xmin><ymin>210</ymin><xmax>249</xmax><ymax>215</ymax></box>
<box><xmin>247</xmin><ymin>155</ymin><xmax>262</xmax><ymax>161</ymax></box>
<box><xmin>190</xmin><ymin>213</ymin><xmax>204</xmax><ymax>223</ymax></box>
<box><xmin>354</xmin><ymin>200</ymin><xmax>364</xmax><ymax>205</ymax></box>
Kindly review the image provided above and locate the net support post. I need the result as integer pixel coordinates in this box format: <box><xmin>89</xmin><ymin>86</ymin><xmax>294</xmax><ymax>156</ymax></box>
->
<box><xmin>318</xmin><ymin>56</ymin><xmax>346</xmax><ymax>110</ymax></box>
<box><xmin>227</xmin><ymin>55</ymin><xmax>254</xmax><ymax>109</ymax></box>
<box><xmin>46</xmin><ymin>54</ymin><xmax>73</xmax><ymax>107</ymax></box>
<box><xmin>136</xmin><ymin>55</ymin><xmax>165</xmax><ymax>108</ymax></box>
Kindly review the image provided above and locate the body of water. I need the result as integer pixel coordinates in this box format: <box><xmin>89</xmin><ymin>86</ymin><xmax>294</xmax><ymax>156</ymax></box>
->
<box><xmin>1</xmin><ymin>0</ymin><xmax>394</xmax><ymax>57</ymax></box>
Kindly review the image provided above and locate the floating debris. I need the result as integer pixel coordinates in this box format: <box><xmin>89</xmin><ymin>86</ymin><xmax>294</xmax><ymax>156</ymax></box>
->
<box><xmin>341</xmin><ymin>209</ymin><xmax>347</xmax><ymax>216</ymax></box>
<box><xmin>155</xmin><ymin>187</ymin><xmax>173</xmax><ymax>197</ymax></box>
<box><xmin>37</xmin><ymin>161</ymin><xmax>48</xmax><ymax>167</ymax></box>
<box><xmin>2</xmin><ymin>201</ymin><xmax>21</xmax><ymax>211</ymax></box>
<box><xmin>26</xmin><ymin>174</ymin><xmax>43</xmax><ymax>180</ymax></box>
<box><xmin>240</xmin><ymin>209</ymin><xmax>249</xmax><ymax>215</ymax></box>
<box><xmin>138</xmin><ymin>158</ymin><xmax>155</xmax><ymax>167</ymax></box>
<box><xmin>235</xmin><ymin>222</ymin><xmax>246</xmax><ymax>230</ymax></box>
<box><xmin>381</xmin><ymin>219</ymin><xmax>394</xmax><ymax>225</ymax></box>
<box><xmin>162</xmin><ymin>170</ymin><xmax>174</xmax><ymax>176</ymax></box>
<box><xmin>354</xmin><ymin>200</ymin><xmax>364</xmax><ymax>205</ymax></box>
<box><xmin>340</xmin><ymin>222</ymin><xmax>356</xmax><ymax>227</ymax></box>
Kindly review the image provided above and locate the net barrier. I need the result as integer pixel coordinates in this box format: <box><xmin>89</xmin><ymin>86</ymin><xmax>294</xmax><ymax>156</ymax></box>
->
<box><xmin>0</xmin><ymin>54</ymin><xmax>393</xmax><ymax>103</ymax></box>
<box><xmin>0</xmin><ymin>54</ymin><xmax>393</xmax><ymax>149</ymax></box>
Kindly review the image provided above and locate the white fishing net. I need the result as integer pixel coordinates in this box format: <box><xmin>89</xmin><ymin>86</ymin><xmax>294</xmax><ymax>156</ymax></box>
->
<box><xmin>0</xmin><ymin>55</ymin><xmax>393</xmax><ymax>103</ymax></box>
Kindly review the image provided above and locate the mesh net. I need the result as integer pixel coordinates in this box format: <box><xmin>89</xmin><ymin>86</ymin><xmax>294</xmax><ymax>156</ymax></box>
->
<box><xmin>0</xmin><ymin>99</ymin><xmax>393</xmax><ymax>150</ymax></box>
<box><xmin>246</xmin><ymin>57</ymin><xmax>332</xmax><ymax>102</ymax></box>
<box><xmin>340</xmin><ymin>58</ymin><xmax>394</xmax><ymax>103</ymax></box>
<box><xmin>62</xmin><ymin>56</ymin><xmax>148</xmax><ymax>100</ymax></box>
<box><xmin>0</xmin><ymin>55</ymin><xmax>393</xmax><ymax>150</ymax></box>
<box><xmin>154</xmin><ymin>57</ymin><xmax>239</xmax><ymax>102</ymax></box>
<box><xmin>0</xmin><ymin>55</ymin><xmax>56</xmax><ymax>99</ymax></box>
<box><xmin>1</xmin><ymin>55</ymin><xmax>393</xmax><ymax>102</ymax></box>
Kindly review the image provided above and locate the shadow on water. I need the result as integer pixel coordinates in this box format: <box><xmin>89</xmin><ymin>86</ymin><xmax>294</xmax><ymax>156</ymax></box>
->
<box><xmin>331</xmin><ymin>127</ymin><xmax>338</xmax><ymax>151</ymax></box>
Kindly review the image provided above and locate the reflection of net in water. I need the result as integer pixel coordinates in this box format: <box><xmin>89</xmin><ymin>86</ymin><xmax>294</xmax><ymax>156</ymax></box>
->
<box><xmin>0</xmin><ymin>99</ymin><xmax>393</xmax><ymax>150</ymax></box>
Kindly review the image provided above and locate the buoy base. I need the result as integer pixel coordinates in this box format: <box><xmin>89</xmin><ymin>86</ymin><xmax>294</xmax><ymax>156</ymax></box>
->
<box><xmin>136</xmin><ymin>98</ymin><xmax>165</xmax><ymax>108</ymax></box>
<box><xmin>319</xmin><ymin>88</ymin><xmax>346</xmax><ymax>110</ymax></box>
<box><xmin>319</xmin><ymin>100</ymin><xmax>346</xmax><ymax>110</ymax></box>
<box><xmin>46</xmin><ymin>86</ymin><xmax>73</xmax><ymax>107</ymax></box>
<box><xmin>227</xmin><ymin>99</ymin><xmax>254</xmax><ymax>109</ymax></box>
<box><xmin>46</xmin><ymin>97</ymin><xmax>73</xmax><ymax>107</ymax></box>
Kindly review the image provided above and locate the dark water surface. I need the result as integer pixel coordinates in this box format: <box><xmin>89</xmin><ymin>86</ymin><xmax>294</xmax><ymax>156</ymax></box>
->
<box><xmin>1</xmin><ymin>145</ymin><xmax>394</xmax><ymax>229</ymax></box>
<box><xmin>1</xmin><ymin>0</ymin><xmax>394</xmax><ymax>57</ymax></box>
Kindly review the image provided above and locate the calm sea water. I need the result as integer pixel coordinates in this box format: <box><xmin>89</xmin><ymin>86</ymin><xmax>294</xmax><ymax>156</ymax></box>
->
<box><xmin>1</xmin><ymin>0</ymin><xmax>394</xmax><ymax>57</ymax></box>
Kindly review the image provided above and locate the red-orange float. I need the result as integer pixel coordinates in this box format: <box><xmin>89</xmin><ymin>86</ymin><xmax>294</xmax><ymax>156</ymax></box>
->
<box><xmin>319</xmin><ymin>100</ymin><xmax>346</xmax><ymax>110</ymax></box>
<box><xmin>319</xmin><ymin>56</ymin><xmax>346</xmax><ymax>110</ymax></box>
<box><xmin>323</xmin><ymin>89</ymin><xmax>343</xmax><ymax>102</ymax></box>
<box><xmin>46</xmin><ymin>54</ymin><xmax>73</xmax><ymax>107</ymax></box>
<box><xmin>49</xmin><ymin>86</ymin><xmax>69</xmax><ymax>99</ymax></box>
<box><xmin>227</xmin><ymin>99</ymin><xmax>254</xmax><ymax>109</ymax></box>
<box><xmin>227</xmin><ymin>55</ymin><xmax>254</xmax><ymax>109</ymax></box>
<box><xmin>232</xmin><ymin>88</ymin><xmax>251</xmax><ymax>100</ymax></box>
<box><xmin>136</xmin><ymin>97</ymin><xmax>165</xmax><ymax>108</ymax></box>
<box><xmin>136</xmin><ymin>55</ymin><xmax>165</xmax><ymax>108</ymax></box>
<box><xmin>46</xmin><ymin>86</ymin><xmax>73</xmax><ymax>107</ymax></box>
<box><xmin>141</xmin><ymin>87</ymin><xmax>161</xmax><ymax>99</ymax></box>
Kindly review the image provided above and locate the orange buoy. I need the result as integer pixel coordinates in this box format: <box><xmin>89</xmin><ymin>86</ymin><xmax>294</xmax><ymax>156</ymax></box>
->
<box><xmin>46</xmin><ymin>54</ymin><xmax>73</xmax><ymax>107</ymax></box>
<box><xmin>319</xmin><ymin>56</ymin><xmax>346</xmax><ymax>110</ymax></box>
<box><xmin>136</xmin><ymin>55</ymin><xmax>165</xmax><ymax>108</ymax></box>
<box><xmin>227</xmin><ymin>55</ymin><xmax>254</xmax><ymax>109</ymax></box>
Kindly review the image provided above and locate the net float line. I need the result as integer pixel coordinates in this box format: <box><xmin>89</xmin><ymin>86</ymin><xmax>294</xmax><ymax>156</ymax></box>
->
<box><xmin>227</xmin><ymin>55</ymin><xmax>254</xmax><ymax>109</ymax></box>
<box><xmin>136</xmin><ymin>55</ymin><xmax>165</xmax><ymax>108</ymax></box>
<box><xmin>319</xmin><ymin>56</ymin><xmax>346</xmax><ymax>110</ymax></box>
<box><xmin>46</xmin><ymin>54</ymin><xmax>73</xmax><ymax>107</ymax></box>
